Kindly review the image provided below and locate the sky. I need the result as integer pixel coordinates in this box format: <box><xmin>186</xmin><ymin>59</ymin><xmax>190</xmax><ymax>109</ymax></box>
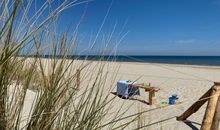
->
<box><xmin>37</xmin><ymin>0</ymin><xmax>220</xmax><ymax>56</ymax></box>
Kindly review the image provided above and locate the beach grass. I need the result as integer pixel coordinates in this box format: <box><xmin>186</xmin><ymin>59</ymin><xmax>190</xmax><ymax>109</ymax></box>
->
<box><xmin>0</xmin><ymin>0</ymin><xmax>145</xmax><ymax>129</ymax></box>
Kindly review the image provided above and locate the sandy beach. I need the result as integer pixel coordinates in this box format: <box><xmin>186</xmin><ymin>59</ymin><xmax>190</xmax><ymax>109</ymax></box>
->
<box><xmin>98</xmin><ymin>61</ymin><xmax>219</xmax><ymax>129</ymax></box>
<box><xmin>106</xmin><ymin>61</ymin><xmax>219</xmax><ymax>129</ymax></box>
<box><xmin>18</xmin><ymin>58</ymin><xmax>220</xmax><ymax>130</ymax></box>
<box><xmin>2</xmin><ymin>1</ymin><xmax>220</xmax><ymax>129</ymax></box>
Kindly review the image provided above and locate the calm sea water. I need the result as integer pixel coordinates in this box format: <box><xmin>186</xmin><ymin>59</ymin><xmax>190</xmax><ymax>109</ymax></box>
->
<box><xmin>75</xmin><ymin>56</ymin><xmax>220</xmax><ymax>66</ymax></box>
<box><xmin>26</xmin><ymin>55</ymin><xmax>220</xmax><ymax>66</ymax></box>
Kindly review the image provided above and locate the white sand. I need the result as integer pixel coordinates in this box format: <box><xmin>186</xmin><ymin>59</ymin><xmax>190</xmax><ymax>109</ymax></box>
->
<box><xmin>89</xmin><ymin>61</ymin><xmax>220</xmax><ymax>130</ymax></box>
<box><xmin>21</xmin><ymin>59</ymin><xmax>220</xmax><ymax>129</ymax></box>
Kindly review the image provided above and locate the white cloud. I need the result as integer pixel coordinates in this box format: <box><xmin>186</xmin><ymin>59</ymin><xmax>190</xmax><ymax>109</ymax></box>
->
<box><xmin>174</xmin><ymin>39</ymin><xmax>196</xmax><ymax>44</ymax></box>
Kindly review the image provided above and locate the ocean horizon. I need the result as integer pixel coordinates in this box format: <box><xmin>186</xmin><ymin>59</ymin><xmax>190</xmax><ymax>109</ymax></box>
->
<box><xmin>20</xmin><ymin>55</ymin><xmax>220</xmax><ymax>66</ymax></box>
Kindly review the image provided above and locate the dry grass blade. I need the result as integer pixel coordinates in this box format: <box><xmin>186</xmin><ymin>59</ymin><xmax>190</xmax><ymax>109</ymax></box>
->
<box><xmin>0</xmin><ymin>0</ymin><xmax>148</xmax><ymax>130</ymax></box>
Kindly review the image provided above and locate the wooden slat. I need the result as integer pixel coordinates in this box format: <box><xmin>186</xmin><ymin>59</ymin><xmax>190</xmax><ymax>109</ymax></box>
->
<box><xmin>145</xmin><ymin>87</ymin><xmax>160</xmax><ymax>92</ymax></box>
<box><xmin>130</xmin><ymin>84</ymin><xmax>160</xmax><ymax>92</ymax></box>
<box><xmin>129</xmin><ymin>84</ymin><xmax>148</xmax><ymax>89</ymax></box>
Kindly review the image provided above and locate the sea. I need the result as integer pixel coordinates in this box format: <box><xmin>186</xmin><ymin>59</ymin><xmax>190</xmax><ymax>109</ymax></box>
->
<box><xmin>77</xmin><ymin>56</ymin><xmax>220</xmax><ymax>66</ymax></box>
<box><xmin>25</xmin><ymin>55</ymin><xmax>220</xmax><ymax>66</ymax></box>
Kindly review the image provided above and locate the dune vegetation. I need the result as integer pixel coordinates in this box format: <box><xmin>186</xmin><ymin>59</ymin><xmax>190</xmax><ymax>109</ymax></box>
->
<box><xmin>0</xmin><ymin>0</ymin><xmax>143</xmax><ymax>129</ymax></box>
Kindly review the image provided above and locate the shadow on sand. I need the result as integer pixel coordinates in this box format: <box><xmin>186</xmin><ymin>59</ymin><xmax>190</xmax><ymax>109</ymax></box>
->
<box><xmin>111</xmin><ymin>92</ymin><xmax>150</xmax><ymax>105</ymax></box>
<box><xmin>112</xmin><ymin>92</ymin><xmax>202</xmax><ymax>130</ymax></box>
<box><xmin>183</xmin><ymin>120</ymin><xmax>201</xmax><ymax>130</ymax></box>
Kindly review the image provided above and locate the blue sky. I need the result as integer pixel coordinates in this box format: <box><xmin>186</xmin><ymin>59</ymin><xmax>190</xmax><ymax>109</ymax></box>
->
<box><xmin>38</xmin><ymin>0</ymin><xmax>220</xmax><ymax>55</ymax></box>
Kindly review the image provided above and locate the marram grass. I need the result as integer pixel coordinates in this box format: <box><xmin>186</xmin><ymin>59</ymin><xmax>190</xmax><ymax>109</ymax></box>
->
<box><xmin>0</xmin><ymin>0</ymin><xmax>145</xmax><ymax>130</ymax></box>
